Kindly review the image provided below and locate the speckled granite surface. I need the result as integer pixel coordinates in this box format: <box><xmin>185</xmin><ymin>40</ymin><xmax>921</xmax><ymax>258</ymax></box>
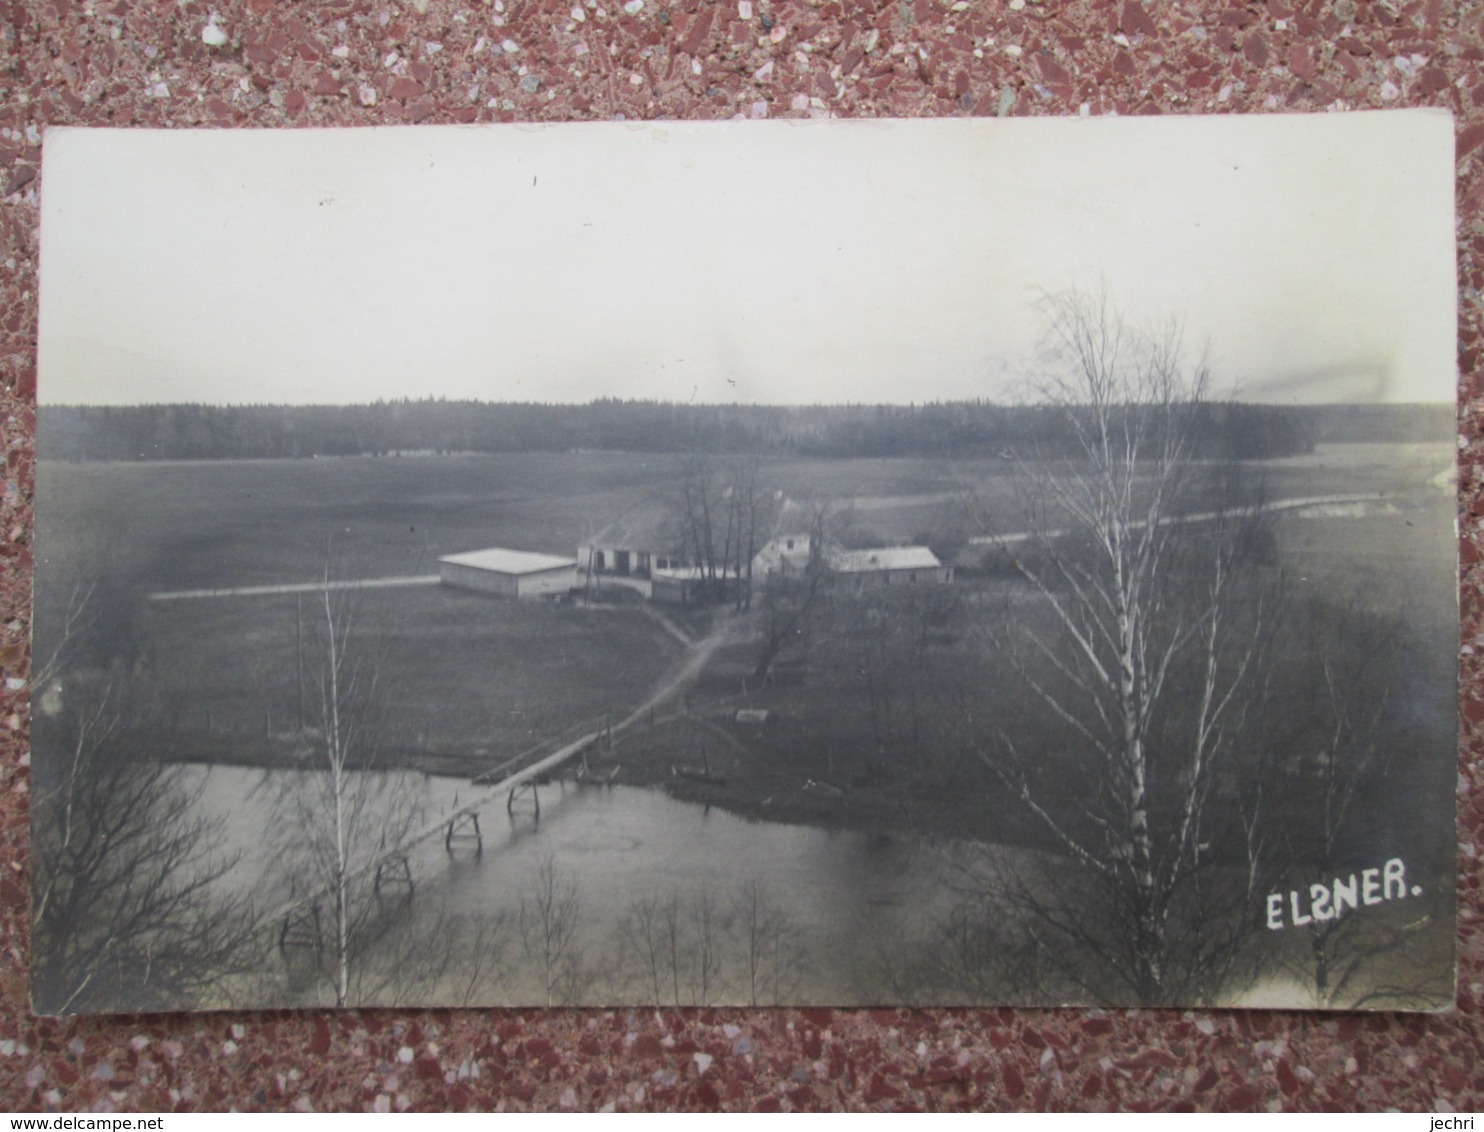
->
<box><xmin>1</xmin><ymin>0</ymin><xmax>1482</xmax><ymax>1113</ymax></box>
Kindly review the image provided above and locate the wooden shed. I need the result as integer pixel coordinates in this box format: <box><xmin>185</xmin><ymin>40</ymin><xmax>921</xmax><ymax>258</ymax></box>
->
<box><xmin>438</xmin><ymin>548</ymin><xmax>577</xmax><ymax>600</ymax></box>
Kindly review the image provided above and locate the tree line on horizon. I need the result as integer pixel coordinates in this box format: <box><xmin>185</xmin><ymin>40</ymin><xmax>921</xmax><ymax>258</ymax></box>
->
<box><xmin>33</xmin><ymin>398</ymin><xmax>1447</xmax><ymax>464</ymax></box>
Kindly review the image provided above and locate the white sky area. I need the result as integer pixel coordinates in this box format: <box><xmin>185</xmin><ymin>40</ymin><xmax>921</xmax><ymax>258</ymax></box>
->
<box><xmin>38</xmin><ymin>111</ymin><xmax>1455</xmax><ymax>407</ymax></box>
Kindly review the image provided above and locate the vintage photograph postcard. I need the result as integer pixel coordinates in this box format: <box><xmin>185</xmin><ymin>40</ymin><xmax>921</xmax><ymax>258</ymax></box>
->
<box><xmin>31</xmin><ymin>112</ymin><xmax>1457</xmax><ymax>1013</ymax></box>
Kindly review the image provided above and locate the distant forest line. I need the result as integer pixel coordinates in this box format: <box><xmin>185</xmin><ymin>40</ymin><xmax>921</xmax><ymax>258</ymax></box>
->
<box><xmin>38</xmin><ymin>399</ymin><xmax>1454</xmax><ymax>463</ymax></box>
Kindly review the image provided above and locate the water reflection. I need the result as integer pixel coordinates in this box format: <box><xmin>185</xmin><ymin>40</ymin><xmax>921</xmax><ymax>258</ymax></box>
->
<box><xmin>192</xmin><ymin>765</ymin><xmax>973</xmax><ymax>1006</ymax></box>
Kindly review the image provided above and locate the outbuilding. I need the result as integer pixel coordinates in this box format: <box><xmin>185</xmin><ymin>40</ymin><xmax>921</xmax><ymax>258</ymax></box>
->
<box><xmin>438</xmin><ymin>548</ymin><xmax>577</xmax><ymax>600</ymax></box>
<box><xmin>752</xmin><ymin>538</ymin><xmax>952</xmax><ymax>588</ymax></box>
<box><xmin>830</xmin><ymin>546</ymin><xmax>953</xmax><ymax>587</ymax></box>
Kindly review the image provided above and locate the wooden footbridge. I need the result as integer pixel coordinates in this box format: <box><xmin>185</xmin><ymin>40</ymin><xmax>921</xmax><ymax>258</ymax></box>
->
<box><xmin>266</xmin><ymin>607</ymin><xmax>729</xmax><ymax>951</ymax></box>
<box><xmin>443</xmin><ymin>714</ymin><xmax>614</xmax><ymax>851</ymax></box>
<box><xmin>271</xmin><ymin>714</ymin><xmax>612</xmax><ymax>951</ymax></box>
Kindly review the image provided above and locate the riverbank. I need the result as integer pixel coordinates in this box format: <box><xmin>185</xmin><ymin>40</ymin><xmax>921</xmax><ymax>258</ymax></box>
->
<box><xmin>575</xmin><ymin>719</ymin><xmax>1022</xmax><ymax>848</ymax></box>
<box><xmin>155</xmin><ymin>720</ymin><xmax>1013</xmax><ymax>848</ymax></box>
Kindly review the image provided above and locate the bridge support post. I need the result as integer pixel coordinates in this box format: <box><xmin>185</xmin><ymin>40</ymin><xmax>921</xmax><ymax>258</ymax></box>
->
<box><xmin>445</xmin><ymin>812</ymin><xmax>482</xmax><ymax>855</ymax></box>
<box><xmin>374</xmin><ymin>855</ymin><xmax>414</xmax><ymax>896</ymax></box>
<box><xmin>507</xmin><ymin>782</ymin><xmax>540</xmax><ymax>818</ymax></box>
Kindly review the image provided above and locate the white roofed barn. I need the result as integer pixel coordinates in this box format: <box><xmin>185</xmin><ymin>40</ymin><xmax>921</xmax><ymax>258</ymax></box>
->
<box><xmin>438</xmin><ymin>548</ymin><xmax>577</xmax><ymax>600</ymax></box>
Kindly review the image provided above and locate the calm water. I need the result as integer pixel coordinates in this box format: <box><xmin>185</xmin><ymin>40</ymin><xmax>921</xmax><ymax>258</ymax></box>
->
<box><xmin>197</xmin><ymin>765</ymin><xmax>977</xmax><ymax>1006</ymax></box>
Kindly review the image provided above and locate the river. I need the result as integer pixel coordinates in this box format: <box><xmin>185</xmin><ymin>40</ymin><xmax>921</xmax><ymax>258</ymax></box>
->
<box><xmin>197</xmin><ymin>764</ymin><xmax>984</xmax><ymax>1007</ymax></box>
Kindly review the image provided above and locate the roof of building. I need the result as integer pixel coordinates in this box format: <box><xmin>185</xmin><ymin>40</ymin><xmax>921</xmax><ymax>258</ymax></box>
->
<box><xmin>439</xmin><ymin>548</ymin><xmax>578</xmax><ymax>575</ymax></box>
<box><xmin>830</xmin><ymin>546</ymin><xmax>942</xmax><ymax>573</ymax></box>
<box><xmin>584</xmin><ymin>500</ymin><xmax>682</xmax><ymax>553</ymax></box>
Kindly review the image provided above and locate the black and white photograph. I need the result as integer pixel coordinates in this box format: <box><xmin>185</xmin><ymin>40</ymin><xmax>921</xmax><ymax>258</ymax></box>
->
<box><xmin>31</xmin><ymin>112</ymin><xmax>1457</xmax><ymax>1013</ymax></box>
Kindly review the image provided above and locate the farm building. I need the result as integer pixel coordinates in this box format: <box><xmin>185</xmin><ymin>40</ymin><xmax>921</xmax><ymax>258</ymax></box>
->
<box><xmin>752</xmin><ymin>535</ymin><xmax>952</xmax><ymax>587</ymax></box>
<box><xmin>750</xmin><ymin>532</ymin><xmax>816</xmax><ymax>578</ymax></box>
<box><xmin>830</xmin><ymin>545</ymin><xmax>952</xmax><ymax>587</ymax></box>
<box><xmin>438</xmin><ymin>548</ymin><xmax>578</xmax><ymax>600</ymax></box>
<box><xmin>577</xmin><ymin>504</ymin><xmax>688</xmax><ymax>599</ymax></box>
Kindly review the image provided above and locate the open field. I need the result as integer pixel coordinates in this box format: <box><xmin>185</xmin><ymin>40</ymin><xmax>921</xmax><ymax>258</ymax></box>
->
<box><xmin>37</xmin><ymin>451</ymin><xmax>677</xmax><ymax>594</ymax></box>
<box><xmin>35</xmin><ymin>442</ymin><xmax>1457</xmax><ymax>837</ymax></box>
<box><xmin>36</xmin><ymin>441</ymin><xmax>1453</xmax><ymax>591</ymax></box>
<box><xmin>137</xmin><ymin>587</ymin><xmax>687</xmax><ymax>771</ymax></box>
<box><xmin>31</xmin><ymin>439</ymin><xmax>1460</xmax><ymax>1011</ymax></box>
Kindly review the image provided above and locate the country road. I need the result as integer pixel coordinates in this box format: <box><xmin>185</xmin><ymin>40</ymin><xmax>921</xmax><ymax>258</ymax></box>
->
<box><xmin>149</xmin><ymin>575</ymin><xmax>440</xmax><ymax>601</ymax></box>
<box><xmin>966</xmin><ymin>491</ymin><xmax>1406</xmax><ymax>548</ymax></box>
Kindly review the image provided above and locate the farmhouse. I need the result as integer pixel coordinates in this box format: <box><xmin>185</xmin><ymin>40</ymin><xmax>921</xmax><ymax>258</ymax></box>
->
<box><xmin>438</xmin><ymin>547</ymin><xmax>577</xmax><ymax>600</ymax></box>
<box><xmin>577</xmin><ymin>504</ymin><xmax>689</xmax><ymax>598</ymax></box>
<box><xmin>577</xmin><ymin>541</ymin><xmax>670</xmax><ymax>583</ymax></box>
<box><xmin>576</xmin><ymin>504</ymin><xmax>950</xmax><ymax>605</ymax></box>
<box><xmin>751</xmin><ymin>532</ymin><xmax>817</xmax><ymax>578</ymax></box>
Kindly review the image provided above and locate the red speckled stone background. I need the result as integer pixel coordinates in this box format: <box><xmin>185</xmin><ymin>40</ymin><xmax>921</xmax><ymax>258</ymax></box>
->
<box><xmin>1</xmin><ymin>0</ymin><xmax>1482</xmax><ymax>1114</ymax></box>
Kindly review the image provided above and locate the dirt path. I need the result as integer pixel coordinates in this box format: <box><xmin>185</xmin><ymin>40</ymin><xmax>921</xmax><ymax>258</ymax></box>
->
<box><xmin>640</xmin><ymin>604</ymin><xmax>696</xmax><ymax>646</ymax></box>
<box><xmin>614</xmin><ymin>614</ymin><xmax>737</xmax><ymax>735</ymax></box>
<box><xmin>967</xmin><ymin>491</ymin><xmax>1400</xmax><ymax>548</ymax></box>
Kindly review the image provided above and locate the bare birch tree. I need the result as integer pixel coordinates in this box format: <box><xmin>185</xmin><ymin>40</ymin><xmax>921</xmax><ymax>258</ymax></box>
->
<box><xmin>317</xmin><ymin>582</ymin><xmax>363</xmax><ymax>1005</ymax></box>
<box><xmin>272</xmin><ymin>574</ymin><xmax>424</xmax><ymax>1007</ymax></box>
<box><xmin>518</xmin><ymin>857</ymin><xmax>587</xmax><ymax>1006</ymax></box>
<box><xmin>979</xmin><ymin>290</ymin><xmax>1275</xmax><ymax>1005</ymax></box>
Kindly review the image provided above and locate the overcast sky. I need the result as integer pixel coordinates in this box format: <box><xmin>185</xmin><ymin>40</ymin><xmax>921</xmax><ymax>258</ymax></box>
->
<box><xmin>38</xmin><ymin>111</ymin><xmax>1455</xmax><ymax>407</ymax></box>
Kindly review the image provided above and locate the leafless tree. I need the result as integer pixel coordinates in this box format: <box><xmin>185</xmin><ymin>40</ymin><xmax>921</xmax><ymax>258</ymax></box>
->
<box><xmin>30</xmin><ymin>592</ymin><xmax>258</xmax><ymax>1014</ymax></box>
<box><xmin>731</xmin><ymin>879</ymin><xmax>806</xmax><ymax>1006</ymax></box>
<box><xmin>978</xmin><ymin>289</ymin><xmax>1276</xmax><ymax>1005</ymax></box>
<box><xmin>675</xmin><ymin>453</ymin><xmax>776</xmax><ymax>608</ymax></box>
<box><xmin>270</xmin><ymin>573</ymin><xmax>425</xmax><ymax>1007</ymax></box>
<box><xmin>851</xmin><ymin>591</ymin><xmax>899</xmax><ymax>760</ymax></box>
<box><xmin>518</xmin><ymin>857</ymin><xmax>587</xmax><ymax>1006</ymax></box>
<box><xmin>686</xmin><ymin>887</ymin><xmax>725</xmax><ymax>1004</ymax></box>
<box><xmin>452</xmin><ymin>911</ymin><xmax>518</xmax><ymax>1006</ymax></box>
<box><xmin>838</xmin><ymin>587</ymin><xmax>958</xmax><ymax>771</ymax></box>
<box><xmin>1268</xmin><ymin>597</ymin><xmax>1453</xmax><ymax>1008</ymax></box>
<box><xmin>617</xmin><ymin>885</ymin><xmax>729</xmax><ymax>1005</ymax></box>
<box><xmin>618</xmin><ymin>891</ymin><xmax>682</xmax><ymax>1004</ymax></box>
<box><xmin>277</xmin><ymin>895</ymin><xmax>513</xmax><ymax>1009</ymax></box>
<box><xmin>873</xmin><ymin>890</ymin><xmax>1029</xmax><ymax>1006</ymax></box>
<box><xmin>751</xmin><ymin>499</ymin><xmax>846</xmax><ymax>681</ymax></box>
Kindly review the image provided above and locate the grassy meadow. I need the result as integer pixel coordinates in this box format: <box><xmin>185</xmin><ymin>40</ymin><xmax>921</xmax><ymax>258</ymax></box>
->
<box><xmin>30</xmin><ymin>438</ymin><xmax>1460</xmax><ymax>1010</ymax></box>
<box><xmin>34</xmin><ymin>441</ymin><xmax>1456</xmax><ymax>816</ymax></box>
